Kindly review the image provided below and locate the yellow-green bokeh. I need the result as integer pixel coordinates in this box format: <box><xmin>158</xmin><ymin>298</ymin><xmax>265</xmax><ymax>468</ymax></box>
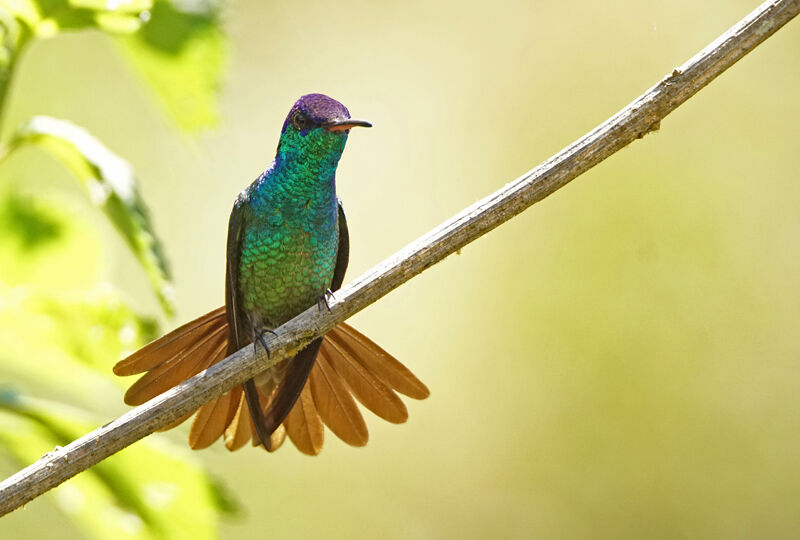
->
<box><xmin>2</xmin><ymin>0</ymin><xmax>800</xmax><ymax>538</ymax></box>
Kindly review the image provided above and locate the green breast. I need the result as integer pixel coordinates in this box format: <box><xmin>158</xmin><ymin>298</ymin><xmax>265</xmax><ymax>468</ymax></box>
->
<box><xmin>237</xmin><ymin>174</ymin><xmax>339</xmax><ymax>328</ymax></box>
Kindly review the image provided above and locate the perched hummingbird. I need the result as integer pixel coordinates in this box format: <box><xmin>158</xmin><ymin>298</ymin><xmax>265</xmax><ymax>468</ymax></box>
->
<box><xmin>114</xmin><ymin>94</ymin><xmax>428</xmax><ymax>455</ymax></box>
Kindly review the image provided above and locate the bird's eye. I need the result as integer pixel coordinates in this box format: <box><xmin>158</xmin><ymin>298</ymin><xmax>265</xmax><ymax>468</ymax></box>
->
<box><xmin>291</xmin><ymin>111</ymin><xmax>309</xmax><ymax>130</ymax></box>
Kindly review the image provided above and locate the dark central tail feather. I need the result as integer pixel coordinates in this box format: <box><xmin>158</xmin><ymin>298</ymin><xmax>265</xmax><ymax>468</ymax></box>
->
<box><xmin>243</xmin><ymin>378</ymin><xmax>273</xmax><ymax>450</ymax></box>
<box><xmin>246</xmin><ymin>338</ymin><xmax>324</xmax><ymax>449</ymax></box>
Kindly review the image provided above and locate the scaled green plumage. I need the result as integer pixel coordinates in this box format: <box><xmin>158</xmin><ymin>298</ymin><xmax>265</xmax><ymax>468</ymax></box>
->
<box><xmin>234</xmin><ymin>126</ymin><xmax>344</xmax><ymax>326</ymax></box>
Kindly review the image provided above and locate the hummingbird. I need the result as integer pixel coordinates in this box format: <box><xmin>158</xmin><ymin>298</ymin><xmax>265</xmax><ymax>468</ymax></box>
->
<box><xmin>114</xmin><ymin>94</ymin><xmax>429</xmax><ymax>455</ymax></box>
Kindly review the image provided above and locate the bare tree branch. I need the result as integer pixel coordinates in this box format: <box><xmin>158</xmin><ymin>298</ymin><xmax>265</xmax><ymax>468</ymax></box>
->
<box><xmin>1</xmin><ymin>0</ymin><xmax>798</xmax><ymax>517</ymax></box>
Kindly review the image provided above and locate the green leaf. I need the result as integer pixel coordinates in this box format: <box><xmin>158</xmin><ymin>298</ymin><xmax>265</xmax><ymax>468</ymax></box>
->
<box><xmin>68</xmin><ymin>0</ymin><xmax>151</xmax><ymax>11</ymax></box>
<box><xmin>0</xmin><ymin>390</ymin><xmax>232</xmax><ymax>540</ymax></box>
<box><xmin>0</xmin><ymin>283</ymin><xmax>157</xmax><ymax>409</ymax></box>
<box><xmin>115</xmin><ymin>0</ymin><xmax>226</xmax><ymax>131</ymax></box>
<box><xmin>0</xmin><ymin>2</ymin><xmax>28</xmax><ymax>55</ymax></box>
<box><xmin>0</xmin><ymin>284</ymin><xmax>235</xmax><ymax>538</ymax></box>
<box><xmin>1</xmin><ymin>0</ymin><xmax>152</xmax><ymax>37</ymax></box>
<box><xmin>1</xmin><ymin>0</ymin><xmax>226</xmax><ymax>129</ymax></box>
<box><xmin>0</xmin><ymin>0</ymin><xmax>40</xmax><ymax>34</ymax></box>
<box><xmin>11</xmin><ymin>115</ymin><xmax>175</xmax><ymax>316</ymax></box>
<box><xmin>0</xmin><ymin>192</ymin><xmax>101</xmax><ymax>288</ymax></box>
<box><xmin>0</xmin><ymin>2</ymin><xmax>30</xmax><ymax>108</ymax></box>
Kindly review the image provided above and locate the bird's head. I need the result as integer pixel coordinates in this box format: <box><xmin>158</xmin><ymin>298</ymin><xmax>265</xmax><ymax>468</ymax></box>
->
<box><xmin>276</xmin><ymin>93</ymin><xmax>371</xmax><ymax>164</ymax></box>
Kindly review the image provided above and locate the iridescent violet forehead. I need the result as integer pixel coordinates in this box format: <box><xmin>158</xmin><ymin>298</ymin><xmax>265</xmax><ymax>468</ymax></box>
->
<box><xmin>281</xmin><ymin>93</ymin><xmax>351</xmax><ymax>132</ymax></box>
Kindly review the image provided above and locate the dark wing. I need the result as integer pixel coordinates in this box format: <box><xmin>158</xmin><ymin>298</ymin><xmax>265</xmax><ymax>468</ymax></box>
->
<box><xmin>255</xmin><ymin>201</ymin><xmax>350</xmax><ymax>443</ymax></box>
<box><xmin>226</xmin><ymin>195</ymin><xmax>275</xmax><ymax>448</ymax></box>
<box><xmin>225</xmin><ymin>194</ymin><xmax>247</xmax><ymax>354</ymax></box>
<box><xmin>331</xmin><ymin>200</ymin><xmax>349</xmax><ymax>291</ymax></box>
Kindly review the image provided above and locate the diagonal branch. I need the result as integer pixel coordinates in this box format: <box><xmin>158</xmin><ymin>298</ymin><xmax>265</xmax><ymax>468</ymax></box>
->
<box><xmin>1</xmin><ymin>0</ymin><xmax>798</xmax><ymax>517</ymax></box>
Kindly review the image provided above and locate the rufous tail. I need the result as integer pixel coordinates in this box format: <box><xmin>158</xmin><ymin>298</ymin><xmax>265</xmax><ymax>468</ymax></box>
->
<box><xmin>113</xmin><ymin>307</ymin><xmax>429</xmax><ymax>455</ymax></box>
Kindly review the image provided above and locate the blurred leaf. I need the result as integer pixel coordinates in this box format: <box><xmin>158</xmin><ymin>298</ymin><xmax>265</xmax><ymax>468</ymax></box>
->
<box><xmin>0</xmin><ymin>283</ymin><xmax>157</xmax><ymax>409</ymax></box>
<box><xmin>0</xmin><ymin>2</ymin><xmax>28</xmax><ymax>112</ymax></box>
<box><xmin>0</xmin><ymin>1</ymin><xmax>226</xmax><ymax>129</ymax></box>
<box><xmin>35</xmin><ymin>287</ymin><xmax>159</xmax><ymax>371</ymax></box>
<box><xmin>115</xmin><ymin>0</ymin><xmax>225</xmax><ymax>131</ymax></box>
<box><xmin>69</xmin><ymin>0</ymin><xmax>151</xmax><ymax>10</ymax></box>
<box><xmin>0</xmin><ymin>0</ymin><xmax>151</xmax><ymax>37</ymax></box>
<box><xmin>0</xmin><ymin>192</ymin><xmax>63</xmax><ymax>249</ymax></box>
<box><xmin>0</xmin><ymin>390</ymin><xmax>233</xmax><ymax>539</ymax></box>
<box><xmin>0</xmin><ymin>191</ymin><xmax>101</xmax><ymax>289</ymax></box>
<box><xmin>0</xmin><ymin>0</ymin><xmax>40</xmax><ymax>34</ymax></box>
<box><xmin>11</xmin><ymin>115</ymin><xmax>175</xmax><ymax>315</ymax></box>
<box><xmin>0</xmin><ymin>3</ymin><xmax>26</xmax><ymax>60</ymax></box>
<box><xmin>0</xmin><ymin>277</ymin><xmax>231</xmax><ymax>538</ymax></box>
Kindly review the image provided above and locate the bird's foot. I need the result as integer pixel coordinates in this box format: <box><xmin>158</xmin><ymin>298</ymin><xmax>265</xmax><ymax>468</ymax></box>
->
<box><xmin>317</xmin><ymin>289</ymin><xmax>335</xmax><ymax>313</ymax></box>
<box><xmin>253</xmin><ymin>328</ymin><xmax>279</xmax><ymax>357</ymax></box>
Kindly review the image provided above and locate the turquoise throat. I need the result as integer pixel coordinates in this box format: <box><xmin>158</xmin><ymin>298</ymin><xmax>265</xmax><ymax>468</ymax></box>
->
<box><xmin>235</xmin><ymin>123</ymin><xmax>347</xmax><ymax>331</ymax></box>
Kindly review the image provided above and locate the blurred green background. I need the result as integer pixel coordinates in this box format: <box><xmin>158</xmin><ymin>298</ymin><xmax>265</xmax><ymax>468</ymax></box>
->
<box><xmin>1</xmin><ymin>0</ymin><xmax>800</xmax><ymax>538</ymax></box>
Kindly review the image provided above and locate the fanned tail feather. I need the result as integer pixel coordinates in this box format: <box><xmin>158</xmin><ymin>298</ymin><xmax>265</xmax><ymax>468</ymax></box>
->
<box><xmin>114</xmin><ymin>307</ymin><xmax>227</xmax><ymax>376</ymax></box>
<box><xmin>122</xmin><ymin>324</ymin><xmax>228</xmax><ymax>405</ymax></box>
<box><xmin>189</xmin><ymin>385</ymin><xmax>242</xmax><ymax>449</ymax></box>
<box><xmin>283</xmin><ymin>382</ymin><xmax>325</xmax><ymax>455</ymax></box>
<box><xmin>331</xmin><ymin>323</ymin><xmax>430</xmax><ymax>399</ymax></box>
<box><xmin>223</xmin><ymin>392</ymin><xmax>252</xmax><ymax>451</ymax></box>
<box><xmin>321</xmin><ymin>329</ymin><xmax>408</xmax><ymax>423</ymax></box>
<box><xmin>309</xmin><ymin>353</ymin><xmax>368</xmax><ymax>447</ymax></box>
<box><xmin>113</xmin><ymin>307</ymin><xmax>429</xmax><ymax>454</ymax></box>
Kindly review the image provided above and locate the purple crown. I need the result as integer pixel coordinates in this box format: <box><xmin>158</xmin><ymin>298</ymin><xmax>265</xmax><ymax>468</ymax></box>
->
<box><xmin>282</xmin><ymin>93</ymin><xmax>351</xmax><ymax>132</ymax></box>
